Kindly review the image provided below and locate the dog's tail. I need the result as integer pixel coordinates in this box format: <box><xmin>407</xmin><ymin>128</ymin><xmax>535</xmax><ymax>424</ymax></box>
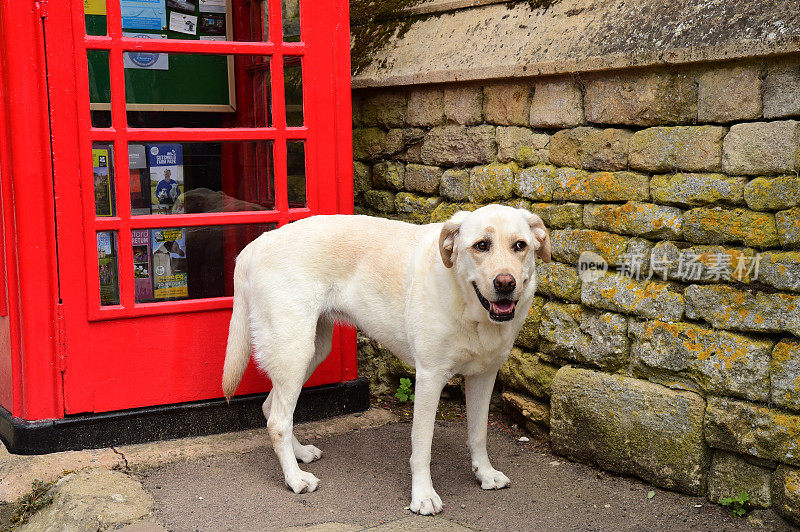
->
<box><xmin>222</xmin><ymin>251</ymin><xmax>252</xmax><ymax>401</ymax></box>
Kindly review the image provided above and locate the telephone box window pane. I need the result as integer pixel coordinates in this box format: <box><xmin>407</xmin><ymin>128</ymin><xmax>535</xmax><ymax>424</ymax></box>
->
<box><xmin>282</xmin><ymin>0</ymin><xmax>301</xmax><ymax>42</ymax></box>
<box><xmin>284</xmin><ymin>57</ymin><xmax>303</xmax><ymax>127</ymax></box>
<box><xmin>287</xmin><ymin>140</ymin><xmax>306</xmax><ymax>208</ymax></box>
<box><xmin>134</xmin><ymin>223</ymin><xmax>276</xmax><ymax>303</ymax></box>
<box><xmin>83</xmin><ymin>0</ymin><xmax>107</xmax><ymax>36</ymax></box>
<box><xmin>131</xmin><ymin>141</ymin><xmax>275</xmax><ymax>215</ymax></box>
<box><xmin>87</xmin><ymin>50</ymin><xmax>112</xmax><ymax>128</ymax></box>
<box><xmin>91</xmin><ymin>53</ymin><xmax>273</xmax><ymax>128</ymax></box>
<box><xmin>97</xmin><ymin>231</ymin><xmax>120</xmax><ymax>306</ymax></box>
<box><xmin>260</xmin><ymin>0</ymin><xmax>269</xmax><ymax>42</ymax></box>
<box><xmin>93</xmin><ymin>143</ymin><xmax>116</xmax><ymax>217</ymax></box>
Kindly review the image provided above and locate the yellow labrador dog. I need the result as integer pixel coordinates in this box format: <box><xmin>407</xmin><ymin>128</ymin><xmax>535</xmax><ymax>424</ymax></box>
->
<box><xmin>222</xmin><ymin>204</ymin><xmax>551</xmax><ymax>515</ymax></box>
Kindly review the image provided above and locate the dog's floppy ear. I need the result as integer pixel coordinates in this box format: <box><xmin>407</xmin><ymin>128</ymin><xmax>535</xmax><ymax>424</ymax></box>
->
<box><xmin>519</xmin><ymin>209</ymin><xmax>552</xmax><ymax>263</ymax></box>
<box><xmin>439</xmin><ymin>210</ymin><xmax>470</xmax><ymax>268</ymax></box>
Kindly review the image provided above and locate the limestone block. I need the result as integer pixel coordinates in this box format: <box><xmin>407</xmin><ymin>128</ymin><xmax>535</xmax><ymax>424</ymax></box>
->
<box><xmin>550</xmin><ymin>229</ymin><xmax>651</xmax><ymax>267</ymax></box>
<box><xmin>406</xmin><ymin>88</ymin><xmax>444</xmax><ymax>127</ymax></box>
<box><xmin>649</xmin><ymin>241</ymin><xmax>760</xmax><ymax>284</ymax></box>
<box><xmin>429</xmin><ymin>202</ymin><xmax>481</xmax><ymax>224</ymax></box>
<box><xmin>444</xmin><ymin>85</ymin><xmax>483</xmax><ymax>125</ymax></box>
<box><xmin>650</xmin><ymin>173</ymin><xmax>746</xmax><ymax>207</ymax></box>
<box><xmin>707</xmin><ymin>451</ymin><xmax>772</xmax><ymax>508</ymax></box>
<box><xmin>536</xmin><ymin>260</ymin><xmax>581</xmax><ymax>302</ymax></box>
<box><xmin>363</xmin><ymin>190</ymin><xmax>396</xmax><ymax>212</ymax></box>
<box><xmin>361</xmin><ymin>91</ymin><xmax>406</xmax><ymax>128</ymax></box>
<box><xmin>764</xmin><ymin>61</ymin><xmax>800</xmax><ymax>119</ymax></box>
<box><xmin>682</xmin><ymin>207</ymin><xmax>779</xmax><ymax>248</ymax></box>
<box><xmin>528</xmin><ymin>202</ymin><xmax>583</xmax><ymax>229</ymax></box>
<box><xmin>502</xmin><ymin>390</ymin><xmax>551</xmax><ymax>433</ymax></box>
<box><xmin>772</xmin><ymin>339</ymin><xmax>800</xmax><ymax>412</ymax></box>
<box><xmin>722</xmin><ymin>121</ymin><xmax>800</xmax><ymax>175</ymax></box>
<box><xmin>357</xmin><ymin>334</ymin><xmax>414</xmax><ymax>395</ymax></box>
<box><xmin>551</xmin><ymin>367</ymin><xmax>710</xmax><ymax>495</ymax></box>
<box><xmin>20</xmin><ymin>469</ymin><xmax>154</xmax><ymax>532</ymax></box>
<box><xmin>705</xmin><ymin>396</ymin><xmax>800</xmax><ymax>467</ymax></box>
<box><xmin>777</xmin><ymin>207</ymin><xmax>800</xmax><ymax>246</ymax></box>
<box><xmin>629</xmin><ymin>320</ymin><xmax>773</xmax><ymax>402</ymax></box>
<box><xmin>515</xmin><ymin>296</ymin><xmax>545</xmax><ymax>350</ymax></box>
<box><xmin>538</xmin><ymin>302</ymin><xmax>629</xmax><ymax>370</ymax></box>
<box><xmin>468</xmin><ymin>162</ymin><xmax>517</xmax><ymax>203</ymax></box>
<box><xmin>404</xmin><ymin>164</ymin><xmax>443</xmax><ymax>195</ymax></box>
<box><xmin>583</xmin><ymin>202</ymin><xmax>683</xmax><ymax>240</ymax></box>
<box><xmin>684</xmin><ymin>283</ymin><xmax>800</xmax><ymax>336</ymax></box>
<box><xmin>394</xmin><ymin>192</ymin><xmax>442</xmax><ymax>215</ymax></box>
<box><xmin>758</xmin><ymin>251</ymin><xmax>800</xmax><ymax>293</ymax></box>
<box><xmin>420</xmin><ymin>125</ymin><xmax>497</xmax><ymax>166</ymax></box>
<box><xmin>372</xmin><ymin>161</ymin><xmax>404</xmax><ymax>190</ymax></box>
<box><xmin>744</xmin><ymin>176</ymin><xmax>800</xmax><ymax>211</ymax></box>
<box><xmin>549</xmin><ymin>127</ymin><xmax>632</xmax><ymax>171</ymax></box>
<box><xmin>553</xmin><ymin>168</ymin><xmax>650</xmax><ymax>202</ymax></box>
<box><xmin>584</xmin><ymin>71</ymin><xmax>697</xmax><ymax>126</ymax></box>
<box><xmin>582</xmin><ymin>274</ymin><xmax>685</xmax><ymax>322</ymax></box>
<box><xmin>352</xmin><ymin>127</ymin><xmax>388</xmax><ymax>161</ymax></box>
<box><xmin>499</xmin><ymin>347</ymin><xmax>557</xmax><ymax>399</ymax></box>
<box><xmin>697</xmin><ymin>66</ymin><xmax>762</xmax><ymax>123</ymax></box>
<box><xmin>353</xmin><ymin>161</ymin><xmax>372</xmax><ymax>194</ymax></box>
<box><xmin>514</xmin><ymin>164</ymin><xmax>557</xmax><ymax>201</ymax></box>
<box><xmin>496</xmin><ymin>126</ymin><xmax>549</xmax><ymax>166</ymax></box>
<box><xmin>529</xmin><ymin>78</ymin><xmax>584</xmax><ymax>128</ymax></box>
<box><xmin>386</xmin><ymin>128</ymin><xmax>426</xmax><ymax>157</ymax></box>
<box><xmin>439</xmin><ymin>169</ymin><xmax>470</xmax><ymax>201</ymax></box>
<box><xmin>629</xmin><ymin>126</ymin><xmax>726</xmax><ymax>173</ymax></box>
<box><xmin>773</xmin><ymin>466</ymin><xmax>800</xmax><ymax>525</ymax></box>
<box><xmin>483</xmin><ymin>81</ymin><xmax>532</xmax><ymax>126</ymax></box>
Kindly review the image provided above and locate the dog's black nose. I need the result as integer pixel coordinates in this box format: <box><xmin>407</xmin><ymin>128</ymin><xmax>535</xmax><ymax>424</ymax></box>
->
<box><xmin>493</xmin><ymin>274</ymin><xmax>516</xmax><ymax>294</ymax></box>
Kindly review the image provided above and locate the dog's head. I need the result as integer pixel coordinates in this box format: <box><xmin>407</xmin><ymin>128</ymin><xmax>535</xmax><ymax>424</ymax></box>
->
<box><xmin>439</xmin><ymin>205</ymin><xmax>551</xmax><ymax>323</ymax></box>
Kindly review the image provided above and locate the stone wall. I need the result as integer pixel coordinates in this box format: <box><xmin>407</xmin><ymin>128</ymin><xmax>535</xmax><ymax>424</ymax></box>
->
<box><xmin>351</xmin><ymin>56</ymin><xmax>800</xmax><ymax>523</ymax></box>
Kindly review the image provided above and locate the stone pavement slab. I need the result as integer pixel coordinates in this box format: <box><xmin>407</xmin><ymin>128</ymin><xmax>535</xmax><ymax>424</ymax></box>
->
<box><xmin>137</xmin><ymin>421</ymin><xmax>793</xmax><ymax>532</ymax></box>
<box><xmin>0</xmin><ymin>408</ymin><xmax>397</xmax><ymax>503</ymax></box>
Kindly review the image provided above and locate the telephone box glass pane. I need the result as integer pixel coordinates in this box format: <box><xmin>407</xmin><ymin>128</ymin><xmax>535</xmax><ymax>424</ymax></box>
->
<box><xmin>88</xmin><ymin>51</ymin><xmax>112</xmax><ymax>128</ymax></box>
<box><xmin>287</xmin><ymin>140</ymin><xmax>306</xmax><ymax>208</ymax></box>
<box><xmin>282</xmin><ymin>0</ymin><xmax>301</xmax><ymax>42</ymax></box>
<box><xmin>284</xmin><ymin>56</ymin><xmax>303</xmax><ymax>127</ymax></box>
<box><xmin>134</xmin><ymin>223</ymin><xmax>276</xmax><ymax>303</ymax></box>
<box><xmin>83</xmin><ymin>0</ymin><xmax>107</xmax><ymax>36</ymax></box>
<box><xmin>97</xmin><ymin>231</ymin><xmax>120</xmax><ymax>306</ymax></box>
<box><xmin>90</xmin><ymin>53</ymin><xmax>274</xmax><ymax>128</ymax></box>
<box><xmin>131</xmin><ymin>141</ymin><xmax>275</xmax><ymax>215</ymax></box>
<box><xmin>93</xmin><ymin>143</ymin><xmax>116</xmax><ymax>217</ymax></box>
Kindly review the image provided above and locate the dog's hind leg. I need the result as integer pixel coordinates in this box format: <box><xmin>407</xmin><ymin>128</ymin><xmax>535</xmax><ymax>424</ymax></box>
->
<box><xmin>260</xmin><ymin>316</ymin><xmax>333</xmax><ymax>464</ymax></box>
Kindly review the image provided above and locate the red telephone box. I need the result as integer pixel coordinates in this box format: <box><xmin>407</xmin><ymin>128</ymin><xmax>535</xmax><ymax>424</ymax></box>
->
<box><xmin>0</xmin><ymin>0</ymin><xmax>366</xmax><ymax>454</ymax></box>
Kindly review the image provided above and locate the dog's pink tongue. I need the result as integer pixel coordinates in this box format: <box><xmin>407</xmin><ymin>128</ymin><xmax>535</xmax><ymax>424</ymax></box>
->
<box><xmin>491</xmin><ymin>300</ymin><xmax>515</xmax><ymax>314</ymax></box>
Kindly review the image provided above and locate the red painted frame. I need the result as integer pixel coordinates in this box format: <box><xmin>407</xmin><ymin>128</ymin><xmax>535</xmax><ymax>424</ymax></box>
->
<box><xmin>0</xmin><ymin>0</ymin><xmax>356</xmax><ymax>419</ymax></box>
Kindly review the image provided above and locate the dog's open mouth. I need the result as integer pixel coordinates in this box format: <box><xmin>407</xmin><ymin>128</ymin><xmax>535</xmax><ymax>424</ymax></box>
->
<box><xmin>472</xmin><ymin>283</ymin><xmax>517</xmax><ymax>322</ymax></box>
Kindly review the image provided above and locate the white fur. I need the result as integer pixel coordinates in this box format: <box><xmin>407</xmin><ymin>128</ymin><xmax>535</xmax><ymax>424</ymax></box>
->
<box><xmin>222</xmin><ymin>204</ymin><xmax>551</xmax><ymax>514</ymax></box>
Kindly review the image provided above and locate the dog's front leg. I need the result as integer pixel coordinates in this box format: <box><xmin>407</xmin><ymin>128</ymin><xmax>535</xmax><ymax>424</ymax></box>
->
<box><xmin>465</xmin><ymin>369</ymin><xmax>510</xmax><ymax>490</ymax></box>
<box><xmin>409</xmin><ymin>369</ymin><xmax>449</xmax><ymax>515</ymax></box>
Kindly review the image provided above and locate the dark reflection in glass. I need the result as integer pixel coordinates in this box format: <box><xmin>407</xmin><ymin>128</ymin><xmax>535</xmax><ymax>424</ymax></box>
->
<box><xmin>284</xmin><ymin>57</ymin><xmax>303</xmax><ymax>127</ymax></box>
<box><xmin>282</xmin><ymin>0</ymin><xmax>301</xmax><ymax>42</ymax></box>
<box><xmin>287</xmin><ymin>140</ymin><xmax>306</xmax><ymax>208</ymax></box>
<box><xmin>133</xmin><ymin>223</ymin><xmax>276</xmax><ymax>303</ymax></box>
<box><xmin>130</xmin><ymin>141</ymin><xmax>275</xmax><ymax>215</ymax></box>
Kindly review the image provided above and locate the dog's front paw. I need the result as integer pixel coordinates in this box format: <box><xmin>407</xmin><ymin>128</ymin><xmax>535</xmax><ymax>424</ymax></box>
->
<box><xmin>476</xmin><ymin>468</ymin><xmax>510</xmax><ymax>490</ymax></box>
<box><xmin>285</xmin><ymin>471</ymin><xmax>320</xmax><ymax>494</ymax></box>
<box><xmin>410</xmin><ymin>488</ymin><xmax>443</xmax><ymax>515</ymax></box>
<box><xmin>294</xmin><ymin>443</ymin><xmax>323</xmax><ymax>463</ymax></box>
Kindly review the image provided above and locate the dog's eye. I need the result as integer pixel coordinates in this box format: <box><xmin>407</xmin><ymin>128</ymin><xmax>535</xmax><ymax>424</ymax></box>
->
<box><xmin>473</xmin><ymin>240</ymin><xmax>490</xmax><ymax>252</ymax></box>
<box><xmin>514</xmin><ymin>240</ymin><xmax>527</xmax><ymax>252</ymax></box>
